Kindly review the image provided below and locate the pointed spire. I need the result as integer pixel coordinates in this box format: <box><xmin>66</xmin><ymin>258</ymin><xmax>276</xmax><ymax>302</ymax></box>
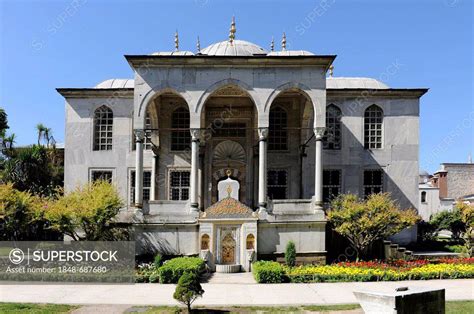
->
<box><xmin>196</xmin><ymin>36</ymin><xmax>201</xmax><ymax>53</ymax></box>
<box><xmin>174</xmin><ymin>30</ymin><xmax>179</xmax><ymax>51</ymax></box>
<box><xmin>329</xmin><ymin>65</ymin><xmax>334</xmax><ymax>77</ymax></box>
<box><xmin>229</xmin><ymin>16</ymin><xmax>236</xmax><ymax>44</ymax></box>
<box><xmin>281</xmin><ymin>32</ymin><xmax>287</xmax><ymax>51</ymax></box>
<box><xmin>270</xmin><ymin>37</ymin><xmax>274</xmax><ymax>52</ymax></box>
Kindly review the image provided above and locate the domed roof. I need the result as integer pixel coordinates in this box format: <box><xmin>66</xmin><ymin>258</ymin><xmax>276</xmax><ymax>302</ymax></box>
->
<box><xmin>419</xmin><ymin>169</ymin><xmax>430</xmax><ymax>177</ymax></box>
<box><xmin>95</xmin><ymin>79</ymin><xmax>134</xmax><ymax>89</ymax></box>
<box><xmin>200</xmin><ymin>39</ymin><xmax>267</xmax><ymax>56</ymax></box>
<box><xmin>326</xmin><ymin>77</ymin><xmax>389</xmax><ymax>89</ymax></box>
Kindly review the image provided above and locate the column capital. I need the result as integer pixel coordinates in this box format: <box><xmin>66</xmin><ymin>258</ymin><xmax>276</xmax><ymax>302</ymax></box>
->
<box><xmin>134</xmin><ymin>129</ymin><xmax>146</xmax><ymax>142</ymax></box>
<box><xmin>190</xmin><ymin>128</ymin><xmax>201</xmax><ymax>141</ymax></box>
<box><xmin>313</xmin><ymin>127</ymin><xmax>326</xmax><ymax>140</ymax></box>
<box><xmin>258</xmin><ymin>127</ymin><xmax>269</xmax><ymax>141</ymax></box>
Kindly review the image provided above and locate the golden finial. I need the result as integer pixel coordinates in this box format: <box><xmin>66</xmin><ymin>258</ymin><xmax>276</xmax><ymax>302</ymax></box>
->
<box><xmin>329</xmin><ymin>65</ymin><xmax>334</xmax><ymax>77</ymax></box>
<box><xmin>226</xmin><ymin>184</ymin><xmax>232</xmax><ymax>197</ymax></box>
<box><xmin>281</xmin><ymin>32</ymin><xmax>287</xmax><ymax>51</ymax></box>
<box><xmin>270</xmin><ymin>37</ymin><xmax>274</xmax><ymax>52</ymax></box>
<box><xmin>174</xmin><ymin>30</ymin><xmax>179</xmax><ymax>51</ymax></box>
<box><xmin>226</xmin><ymin>169</ymin><xmax>232</xmax><ymax>177</ymax></box>
<box><xmin>229</xmin><ymin>16</ymin><xmax>236</xmax><ymax>44</ymax></box>
<box><xmin>196</xmin><ymin>36</ymin><xmax>201</xmax><ymax>53</ymax></box>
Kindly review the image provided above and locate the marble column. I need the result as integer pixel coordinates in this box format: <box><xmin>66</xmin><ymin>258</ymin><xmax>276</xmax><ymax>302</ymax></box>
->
<box><xmin>314</xmin><ymin>127</ymin><xmax>326</xmax><ymax>210</ymax></box>
<box><xmin>258</xmin><ymin>127</ymin><xmax>269</xmax><ymax>212</ymax></box>
<box><xmin>190</xmin><ymin>128</ymin><xmax>200</xmax><ymax>211</ymax></box>
<box><xmin>134</xmin><ymin>129</ymin><xmax>145</xmax><ymax>208</ymax></box>
<box><xmin>150</xmin><ymin>151</ymin><xmax>159</xmax><ymax>201</ymax></box>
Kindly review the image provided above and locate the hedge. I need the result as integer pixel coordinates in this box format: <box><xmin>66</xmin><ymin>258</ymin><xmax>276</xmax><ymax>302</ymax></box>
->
<box><xmin>158</xmin><ymin>257</ymin><xmax>205</xmax><ymax>284</ymax></box>
<box><xmin>252</xmin><ymin>261</ymin><xmax>287</xmax><ymax>283</ymax></box>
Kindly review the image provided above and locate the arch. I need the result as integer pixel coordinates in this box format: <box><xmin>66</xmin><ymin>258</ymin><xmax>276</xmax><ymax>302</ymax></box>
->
<box><xmin>246</xmin><ymin>234</ymin><xmax>255</xmax><ymax>250</ymax></box>
<box><xmin>364</xmin><ymin>104</ymin><xmax>384</xmax><ymax>149</ymax></box>
<box><xmin>201</xmin><ymin>234</ymin><xmax>210</xmax><ymax>250</ymax></box>
<box><xmin>136</xmin><ymin>83</ymin><xmax>193</xmax><ymax>128</ymax></box>
<box><xmin>195</xmin><ymin>79</ymin><xmax>261</xmax><ymax>117</ymax></box>
<box><xmin>324</xmin><ymin>104</ymin><xmax>342</xmax><ymax>150</ymax></box>
<box><xmin>264</xmin><ymin>82</ymin><xmax>314</xmax><ymax>113</ymax></box>
<box><xmin>93</xmin><ymin>105</ymin><xmax>113</xmax><ymax>151</ymax></box>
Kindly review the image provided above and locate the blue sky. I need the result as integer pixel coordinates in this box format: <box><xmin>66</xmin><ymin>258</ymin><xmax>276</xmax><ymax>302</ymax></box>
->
<box><xmin>0</xmin><ymin>0</ymin><xmax>472</xmax><ymax>173</ymax></box>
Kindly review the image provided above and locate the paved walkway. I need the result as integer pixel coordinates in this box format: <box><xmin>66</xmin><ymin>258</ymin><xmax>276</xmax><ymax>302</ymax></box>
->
<box><xmin>0</xmin><ymin>279</ymin><xmax>472</xmax><ymax>307</ymax></box>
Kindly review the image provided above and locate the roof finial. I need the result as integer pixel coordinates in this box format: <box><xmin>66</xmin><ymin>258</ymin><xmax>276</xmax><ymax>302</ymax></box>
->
<box><xmin>229</xmin><ymin>16</ymin><xmax>236</xmax><ymax>44</ymax></box>
<box><xmin>270</xmin><ymin>37</ymin><xmax>274</xmax><ymax>52</ymax></box>
<box><xmin>174</xmin><ymin>30</ymin><xmax>179</xmax><ymax>51</ymax></box>
<box><xmin>329</xmin><ymin>64</ymin><xmax>334</xmax><ymax>77</ymax></box>
<box><xmin>281</xmin><ymin>32</ymin><xmax>287</xmax><ymax>51</ymax></box>
<box><xmin>196</xmin><ymin>36</ymin><xmax>201</xmax><ymax>53</ymax></box>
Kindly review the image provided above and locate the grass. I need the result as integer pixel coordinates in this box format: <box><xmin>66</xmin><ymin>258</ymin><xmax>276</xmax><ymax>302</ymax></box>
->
<box><xmin>446</xmin><ymin>301</ymin><xmax>474</xmax><ymax>314</ymax></box>
<box><xmin>0</xmin><ymin>303</ymin><xmax>77</xmax><ymax>313</ymax></box>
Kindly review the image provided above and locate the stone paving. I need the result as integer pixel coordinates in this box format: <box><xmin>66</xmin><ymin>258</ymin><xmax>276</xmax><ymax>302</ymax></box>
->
<box><xmin>0</xmin><ymin>278</ymin><xmax>472</xmax><ymax>307</ymax></box>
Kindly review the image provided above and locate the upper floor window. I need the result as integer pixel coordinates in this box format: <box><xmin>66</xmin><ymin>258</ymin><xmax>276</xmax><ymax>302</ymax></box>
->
<box><xmin>323</xmin><ymin>169</ymin><xmax>341</xmax><ymax>203</ymax></box>
<box><xmin>267</xmin><ymin>169</ymin><xmax>288</xmax><ymax>199</ymax></box>
<box><xmin>324</xmin><ymin>104</ymin><xmax>342</xmax><ymax>150</ymax></box>
<box><xmin>93</xmin><ymin>106</ymin><xmax>113</xmax><ymax>151</ymax></box>
<box><xmin>169</xmin><ymin>170</ymin><xmax>190</xmax><ymax>200</ymax></box>
<box><xmin>364</xmin><ymin>105</ymin><xmax>383</xmax><ymax>149</ymax></box>
<box><xmin>269</xmin><ymin>107</ymin><xmax>288</xmax><ymax>151</ymax></box>
<box><xmin>363</xmin><ymin>169</ymin><xmax>383</xmax><ymax>198</ymax></box>
<box><xmin>171</xmin><ymin>107</ymin><xmax>190</xmax><ymax>151</ymax></box>
<box><xmin>421</xmin><ymin>191</ymin><xmax>427</xmax><ymax>203</ymax></box>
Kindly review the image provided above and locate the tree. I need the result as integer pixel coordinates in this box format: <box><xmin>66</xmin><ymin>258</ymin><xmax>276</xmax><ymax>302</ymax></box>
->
<box><xmin>36</xmin><ymin>123</ymin><xmax>46</xmax><ymax>146</ymax></box>
<box><xmin>328</xmin><ymin>193</ymin><xmax>420</xmax><ymax>260</ymax></box>
<box><xmin>0</xmin><ymin>108</ymin><xmax>8</xmax><ymax>137</ymax></box>
<box><xmin>429</xmin><ymin>209</ymin><xmax>465</xmax><ymax>240</ymax></box>
<box><xmin>173</xmin><ymin>272</ymin><xmax>204</xmax><ymax>313</ymax></box>
<box><xmin>457</xmin><ymin>202</ymin><xmax>474</xmax><ymax>257</ymax></box>
<box><xmin>37</xmin><ymin>180</ymin><xmax>125</xmax><ymax>241</ymax></box>
<box><xmin>285</xmin><ymin>241</ymin><xmax>296</xmax><ymax>267</ymax></box>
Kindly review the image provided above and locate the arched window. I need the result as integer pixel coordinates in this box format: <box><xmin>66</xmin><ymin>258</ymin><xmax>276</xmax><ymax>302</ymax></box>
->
<box><xmin>324</xmin><ymin>104</ymin><xmax>342</xmax><ymax>150</ymax></box>
<box><xmin>171</xmin><ymin>107</ymin><xmax>190</xmax><ymax>151</ymax></box>
<box><xmin>269</xmin><ymin>106</ymin><xmax>288</xmax><ymax>151</ymax></box>
<box><xmin>93</xmin><ymin>105</ymin><xmax>113</xmax><ymax>151</ymax></box>
<box><xmin>421</xmin><ymin>191</ymin><xmax>427</xmax><ymax>203</ymax></box>
<box><xmin>246</xmin><ymin>234</ymin><xmax>255</xmax><ymax>250</ymax></box>
<box><xmin>201</xmin><ymin>234</ymin><xmax>210</xmax><ymax>250</ymax></box>
<box><xmin>364</xmin><ymin>105</ymin><xmax>383</xmax><ymax>149</ymax></box>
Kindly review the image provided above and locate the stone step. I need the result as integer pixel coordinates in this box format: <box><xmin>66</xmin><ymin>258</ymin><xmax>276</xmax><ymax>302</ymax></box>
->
<box><xmin>215</xmin><ymin>264</ymin><xmax>241</xmax><ymax>273</ymax></box>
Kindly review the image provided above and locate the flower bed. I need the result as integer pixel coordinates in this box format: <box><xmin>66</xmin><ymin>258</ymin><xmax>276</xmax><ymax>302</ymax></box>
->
<box><xmin>252</xmin><ymin>258</ymin><xmax>474</xmax><ymax>283</ymax></box>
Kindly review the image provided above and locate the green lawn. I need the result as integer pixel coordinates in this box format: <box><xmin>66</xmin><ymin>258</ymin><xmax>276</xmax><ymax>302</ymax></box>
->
<box><xmin>0</xmin><ymin>303</ymin><xmax>77</xmax><ymax>313</ymax></box>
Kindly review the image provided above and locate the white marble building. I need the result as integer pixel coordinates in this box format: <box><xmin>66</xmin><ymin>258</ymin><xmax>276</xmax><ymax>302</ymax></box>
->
<box><xmin>57</xmin><ymin>22</ymin><xmax>428</xmax><ymax>270</ymax></box>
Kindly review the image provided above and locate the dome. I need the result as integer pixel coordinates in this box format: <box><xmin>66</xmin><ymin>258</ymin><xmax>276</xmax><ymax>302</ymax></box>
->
<box><xmin>200</xmin><ymin>40</ymin><xmax>267</xmax><ymax>56</ymax></box>
<box><xmin>419</xmin><ymin>169</ymin><xmax>430</xmax><ymax>177</ymax></box>
<box><xmin>95</xmin><ymin>79</ymin><xmax>134</xmax><ymax>89</ymax></box>
<box><xmin>326</xmin><ymin>77</ymin><xmax>389</xmax><ymax>89</ymax></box>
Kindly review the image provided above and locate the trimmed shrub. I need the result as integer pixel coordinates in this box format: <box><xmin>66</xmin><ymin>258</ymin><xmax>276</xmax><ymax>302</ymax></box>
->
<box><xmin>158</xmin><ymin>257</ymin><xmax>205</xmax><ymax>284</ymax></box>
<box><xmin>252</xmin><ymin>261</ymin><xmax>286</xmax><ymax>283</ymax></box>
<box><xmin>173</xmin><ymin>272</ymin><xmax>204</xmax><ymax>313</ymax></box>
<box><xmin>285</xmin><ymin>241</ymin><xmax>296</xmax><ymax>267</ymax></box>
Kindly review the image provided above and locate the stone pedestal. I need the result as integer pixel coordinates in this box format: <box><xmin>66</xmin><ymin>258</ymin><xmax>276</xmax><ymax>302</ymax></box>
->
<box><xmin>354</xmin><ymin>287</ymin><xmax>445</xmax><ymax>314</ymax></box>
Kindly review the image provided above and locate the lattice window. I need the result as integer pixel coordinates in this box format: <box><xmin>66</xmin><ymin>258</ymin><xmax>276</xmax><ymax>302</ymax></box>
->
<box><xmin>364</xmin><ymin>105</ymin><xmax>383</xmax><ymax>149</ymax></box>
<box><xmin>169</xmin><ymin>170</ymin><xmax>190</xmax><ymax>200</ymax></box>
<box><xmin>213</xmin><ymin>122</ymin><xmax>246</xmax><ymax>138</ymax></box>
<box><xmin>323</xmin><ymin>169</ymin><xmax>341</xmax><ymax>203</ymax></box>
<box><xmin>324</xmin><ymin>104</ymin><xmax>342</xmax><ymax>150</ymax></box>
<box><xmin>93</xmin><ymin>106</ymin><xmax>113</xmax><ymax>151</ymax></box>
<box><xmin>363</xmin><ymin>169</ymin><xmax>384</xmax><ymax>198</ymax></box>
<box><xmin>269</xmin><ymin>107</ymin><xmax>288</xmax><ymax>151</ymax></box>
<box><xmin>171</xmin><ymin>107</ymin><xmax>190</xmax><ymax>151</ymax></box>
<box><xmin>90</xmin><ymin>170</ymin><xmax>113</xmax><ymax>183</ymax></box>
<box><xmin>130</xmin><ymin>170</ymin><xmax>151</xmax><ymax>204</ymax></box>
<box><xmin>267</xmin><ymin>169</ymin><xmax>288</xmax><ymax>199</ymax></box>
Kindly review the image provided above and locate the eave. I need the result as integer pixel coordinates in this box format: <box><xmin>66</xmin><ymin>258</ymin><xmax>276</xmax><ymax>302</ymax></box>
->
<box><xmin>124</xmin><ymin>55</ymin><xmax>336</xmax><ymax>70</ymax></box>
<box><xmin>327</xmin><ymin>88</ymin><xmax>429</xmax><ymax>99</ymax></box>
<box><xmin>56</xmin><ymin>88</ymin><xmax>134</xmax><ymax>98</ymax></box>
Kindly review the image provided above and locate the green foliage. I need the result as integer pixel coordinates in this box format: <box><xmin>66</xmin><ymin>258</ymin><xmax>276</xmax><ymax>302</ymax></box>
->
<box><xmin>0</xmin><ymin>107</ymin><xmax>8</xmax><ymax>137</ymax></box>
<box><xmin>173</xmin><ymin>272</ymin><xmax>204</xmax><ymax>313</ymax></box>
<box><xmin>154</xmin><ymin>254</ymin><xmax>163</xmax><ymax>267</ymax></box>
<box><xmin>36</xmin><ymin>180</ymin><xmax>124</xmax><ymax>241</ymax></box>
<box><xmin>458</xmin><ymin>202</ymin><xmax>474</xmax><ymax>257</ymax></box>
<box><xmin>328</xmin><ymin>193</ymin><xmax>420</xmax><ymax>260</ymax></box>
<box><xmin>252</xmin><ymin>261</ymin><xmax>286</xmax><ymax>283</ymax></box>
<box><xmin>0</xmin><ymin>183</ymin><xmax>58</xmax><ymax>240</ymax></box>
<box><xmin>430</xmin><ymin>209</ymin><xmax>465</xmax><ymax>240</ymax></box>
<box><xmin>158</xmin><ymin>257</ymin><xmax>205</xmax><ymax>284</ymax></box>
<box><xmin>285</xmin><ymin>241</ymin><xmax>296</xmax><ymax>267</ymax></box>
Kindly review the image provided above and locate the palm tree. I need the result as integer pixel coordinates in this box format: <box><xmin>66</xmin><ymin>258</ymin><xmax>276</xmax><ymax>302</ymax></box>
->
<box><xmin>36</xmin><ymin>123</ymin><xmax>46</xmax><ymax>146</ymax></box>
<box><xmin>44</xmin><ymin>127</ymin><xmax>52</xmax><ymax>147</ymax></box>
